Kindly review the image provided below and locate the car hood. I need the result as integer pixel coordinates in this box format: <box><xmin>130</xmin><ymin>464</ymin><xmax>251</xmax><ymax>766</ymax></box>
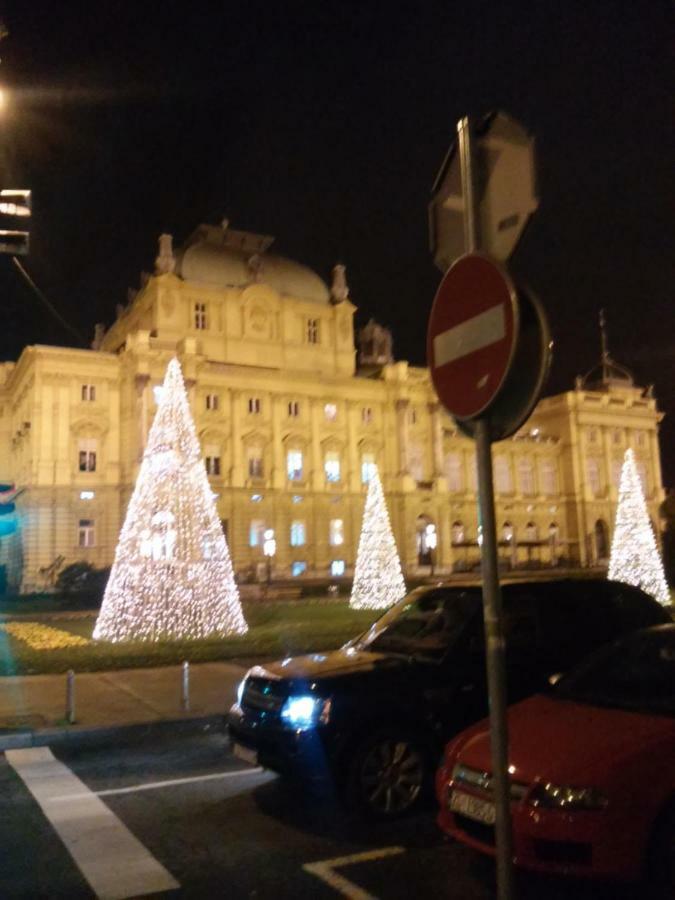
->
<box><xmin>457</xmin><ymin>694</ymin><xmax>675</xmax><ymax>785</ymax></box>
<box><xmin>254</xmin><ymin>646</ymin><xmax>405</xmax><ymax>682</ymax></box>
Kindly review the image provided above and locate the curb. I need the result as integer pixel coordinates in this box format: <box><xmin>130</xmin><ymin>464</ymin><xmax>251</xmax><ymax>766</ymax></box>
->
<box><xmin>0</xmin><ymin>713</ymin><xmax>227</xmax><ymax>752</ymax></box>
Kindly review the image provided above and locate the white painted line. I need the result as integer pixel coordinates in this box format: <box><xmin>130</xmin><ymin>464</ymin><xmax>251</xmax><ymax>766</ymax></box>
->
<box><xmin>49</xmin><ymin>765</ymin><xmax>266</xmax><ymax>802</ymax></box>
<box><xmin>6</xmin><ymin>747</ymin><xmax>179</xmax><ymax>900</ymax></box>
<box><xmin>433</xmin><ymin>303</ymin><xmax>506</xmax><ymax>368</ymax></box>
<box><xmin>303</xmin><ymin>846</ymin><xmax>405</xmax><ymax>900</ymax></box>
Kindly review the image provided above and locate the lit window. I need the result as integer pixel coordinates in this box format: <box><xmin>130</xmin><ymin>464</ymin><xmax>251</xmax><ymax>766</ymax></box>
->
<box><xmin>250</xmin><ymin>494</ymin><xmax>263</xmax><ymax>503</ymax></box>
<box><xmin>287</xmin><ymin>450</ymin><xmax>303</xmax><ymax>481</ymax></box>
<box><xmin>81</xmin><ymin>384</ymin><xmax>96</xmax><ymax>402</ymax></box>
<box><xmin>540</xmin><ymin>458</ymin><xmax>557</xmax><ymax>495</ymax></box>
<box><xmin>362</xmin><ymin>407</ymin><xmax>373</xmax><ymax>424</ymax></box>
<box><xmin>494</xmin><ymin>456</ymin><xmax>512</xmax><ymax>494</ymax></box>
<box><xmin>249</xmin><ymin>519</ymin><xmax>265</xmax><ymax>547</ymax></box>
<box><xmin>194</xmin><ymin>302</ymin><xmax>207</xmax><ymax>330</ymax></box>
<box><xmin>330</xmin><ymin>560</ymin><xmax>345</xmax><ymax>576</ymax></box>
<box><xmin>288</xmin><ymin>400</ymin><xmax>300</xmax><ymax>418</ymax></box>
<box><xmin>292</xmin><ymin>495</ymin><xmax>303</xmax><ymax>504</ymax></box>
<box><xmin>78</xmin><ymin>519</ymin><xmax>95</xmax><ymax>548</ymax></box>
<box><xmin>451</xmin><ymin>521</ymin><xmax>465</xmax><ymax>544</ymax></box>
<box><xmin>502</xmin><ymin>522</ymin><xmax>514</xmax><ymax>542</ymax></box>
<box><xmin>206</xmin><ymin>393</ymin><xmax>219</xmax><ymax>411</ymax></box>
<box><xmin>290</xmin><ymin>520</ymin><xmax>306</xmax><ymax>547</ymax></box>
<box><xmin>247</xmin><ymin>447</ymin><xmax>264</xmax><ymax>478</ymax></box>
<box><xmin>324</xmin><ymin>403</ymin><xmax>337</xmax><ymax>422</ymax></box>
<box><xmin>307</xmin><ymin>318</ymin><xmax>319</xmax><ymax>344</ymax></box>
<box><xmin>79</xmin><ymin>491</ymin><xmax>95</xmax><ymax>501</ymax></box>
<box><xmin>517</xmin><ymin>458</ymin><xmax>535</xmax><ymax>495</ymax></box>
<box><xmin>78</xmin><ymin>439</ymin><xmax>97</xmax><ymax>473</ymax></box>
<box><xmin>291</xmin><ymin>561</ymin><xmax>307</xmax><ymax>577</ymax></box>
<box><xmin>329</xmin><ymin>518</ymin><xmax>344</xmax><ymax>546</ymax></box>
<box><xmin>248</xmin><ymin>397</ymin><xmax>261</xmax><ymax>415</ymax></box>
<box><xmin>324</xmin><ymin>451</ymin><xmax>341</xmax><ymax>483</ymax></box>
<box><xmin>361</xmin><ymin>453</ymin><xmax>376</xmax><ymax>484</ymax></box>
<box><xmin>445</xmin><ymin>453</ymin><xmax>463</xmax><ymax>492</ymax></box>
<box><xmin>525</xmin><ymin>521</ymin><xmax>538</xmax><ymax>541</ymax></box>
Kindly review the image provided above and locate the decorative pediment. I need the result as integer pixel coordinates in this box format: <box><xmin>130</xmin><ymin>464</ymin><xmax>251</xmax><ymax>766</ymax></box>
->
<box><xmin>70</xmin><ymin>415</ymin><xmax>109</xmax><ymax>438</ymax></box>
<box><xmin>242</xmin><ymin>428</ymin><xmax>269</xmax><ymax>448</ymax></box>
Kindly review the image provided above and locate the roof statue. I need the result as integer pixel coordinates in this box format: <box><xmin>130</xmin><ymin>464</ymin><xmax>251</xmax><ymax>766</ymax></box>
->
<box><xmin>155</xmin><ymin>233</ymin><xmax>176</xmax><ymax>275</ymax></box>
<box><xmin>330</xmin><ymin>263</ymin><xmax>349</xmax><ymax>304</ymax></box>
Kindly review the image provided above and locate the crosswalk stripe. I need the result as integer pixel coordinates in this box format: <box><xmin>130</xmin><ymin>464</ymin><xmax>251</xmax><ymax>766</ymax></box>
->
<box><xmin>6</xmin><ymin>746</ymin><xmax>179</xmax><ymax>900</ymax></box>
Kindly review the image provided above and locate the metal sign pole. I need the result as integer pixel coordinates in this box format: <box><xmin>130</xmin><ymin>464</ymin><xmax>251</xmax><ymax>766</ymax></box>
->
<box><xmin>458</xmin><ymin>116</ymin><xmax>515</xmax><ymax>900</ymax></box>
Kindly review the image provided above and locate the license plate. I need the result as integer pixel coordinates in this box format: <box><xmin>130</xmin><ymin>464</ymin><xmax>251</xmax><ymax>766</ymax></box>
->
<box><xmin>449</xmin><ymin>789</ymin><xmax>496</xmax><ymax>825</ymax></box>
<box><xmin>232</xmin><ymin>742</ymin><xmax>258</xmax><ymax>766</ymax></box>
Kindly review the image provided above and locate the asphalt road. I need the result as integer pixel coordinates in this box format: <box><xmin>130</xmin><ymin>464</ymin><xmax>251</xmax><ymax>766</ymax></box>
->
<box><xmin>0</xmin><ymin>732</ymin><xmax>657</xmax><ymax>899</ymax></box>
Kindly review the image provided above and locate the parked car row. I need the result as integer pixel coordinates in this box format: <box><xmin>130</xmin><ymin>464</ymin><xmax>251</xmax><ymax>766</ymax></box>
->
<box><xmin>228</xmin><ymin>578</ymin><xmax>674</xmax><ymax>888</ymax></box>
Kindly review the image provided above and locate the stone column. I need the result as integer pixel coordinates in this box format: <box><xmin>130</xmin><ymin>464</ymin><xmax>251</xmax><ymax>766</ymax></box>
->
<box><xmin>395</xmin><ymin>399</ymin><xmax>410</xmax><ymax>475</ymax></box>
<box><xmin>271</xmin><ymin>395</ymin><xmax>285</xmax><ymax>489</ymax></box>
<box><xmin>134</xmin><ymin>374</ymin><xmax>150</xmax><ymax>461</ymax></box>
<box><xmin>310</xmin><ymin>400</ymin><xmax>323</xmax><ymax>490</ymax></box>
<box><xmin>346</xmin><ymin>401</ymin><xmax>359</xmax><ymax>492</ymax></box>
<box><xmin>230</xmin><ymin>389</ymin><xmax>243</xmax><ymax>487</ymax></box>
<box><xmin>428</xmin><ymin>402</ymin><xmax>444</xmax><ymax>477</ymax></box>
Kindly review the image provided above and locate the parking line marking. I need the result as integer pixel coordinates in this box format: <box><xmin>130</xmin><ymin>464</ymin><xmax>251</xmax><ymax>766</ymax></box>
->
<box><xmin>6</xmin><ymin>746</ymin><xmax>179</xmax><ymax>900</ymax></box>
<box><xmin>48</xmin><ymin>765</ymin><xmax>266</xmax><ymax>802</ymax></box>
<box><xmin>303</xmin><ymin>846</ymin><xmax>405</xmax><ymax>900</ymax></box>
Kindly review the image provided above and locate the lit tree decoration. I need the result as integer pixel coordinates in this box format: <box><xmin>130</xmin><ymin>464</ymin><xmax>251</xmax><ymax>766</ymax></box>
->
<box><xmin>608</xmin><ymin>448</ymin><xmax>669</xmax><ymax>605</ymax></box>
<box><xmin>94</xmin><ymin>358</ymin><xmax>248</xmax><ymax>642</ymax></box>
<box><xmin>350</xmin><ymin>464</ymin><xmax>406</xmax><ymax>610</ymax></box>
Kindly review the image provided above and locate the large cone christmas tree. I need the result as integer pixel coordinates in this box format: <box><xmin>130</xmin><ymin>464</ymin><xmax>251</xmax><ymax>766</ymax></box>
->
<box><xmin>94</xmin><ymin>358</ymin><xmax>248</xmax><ymax>642</ymax></box>
<box><xmin>350</xmin><ymin>464</ymin><xmax>406</xmax><ymax>610</ymax></box>
<box><xmin>608</xmin><ymin>448</ymin><xmax>669</xmax><ymax>605</ymax></box>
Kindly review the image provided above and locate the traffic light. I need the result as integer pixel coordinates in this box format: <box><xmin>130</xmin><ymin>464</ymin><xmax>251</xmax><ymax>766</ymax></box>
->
<box><xmin>0</xmin><ymin>188</ymin><xmax>31</xmax><ymax>255</ymax></box>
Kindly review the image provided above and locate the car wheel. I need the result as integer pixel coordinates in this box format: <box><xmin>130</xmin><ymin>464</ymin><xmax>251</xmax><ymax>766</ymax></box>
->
<box><xmin>346</xmin><ymin>732</ymin><xmax>427</xmax><ymax>819</ymax></box>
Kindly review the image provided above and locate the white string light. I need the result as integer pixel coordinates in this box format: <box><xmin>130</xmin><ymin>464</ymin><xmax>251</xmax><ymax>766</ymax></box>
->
<box><xmin>93</xmin><ymin>358</ymin><xmax>248</xmax><ymax>642</ymax></box>
<box><xmin>350</xmin><ymin>464</ymin><xmax>406</xmax><ymax>610</ymax></box>
<box><xmin>608</xmin><ymin>448</ymin><xmax>669</xmax><ymax>605</ymax></box>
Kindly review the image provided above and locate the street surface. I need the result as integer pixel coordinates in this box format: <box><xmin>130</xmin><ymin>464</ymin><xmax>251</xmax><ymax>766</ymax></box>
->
<box><xmin>0</xmin><ymin>732</ymin><xmax>656</xmax><ymax>899</ymax></box>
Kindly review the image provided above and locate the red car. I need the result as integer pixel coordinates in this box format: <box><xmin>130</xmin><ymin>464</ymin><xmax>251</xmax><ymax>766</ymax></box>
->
<box><xmin>436</xmin><ymin>624</ymin><xmax>675</xmax><ymax>887</ymax></box>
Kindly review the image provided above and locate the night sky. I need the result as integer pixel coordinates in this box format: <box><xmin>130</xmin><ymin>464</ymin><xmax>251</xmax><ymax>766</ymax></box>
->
<box><xmin>0</xmin><ymin>2</ymin><xmax>673</xmax><ymax>481</ymax></box>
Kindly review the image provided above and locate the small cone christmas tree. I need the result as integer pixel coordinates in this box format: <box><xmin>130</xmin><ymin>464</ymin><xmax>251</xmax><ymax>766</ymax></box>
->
<box><xmin>94</xmin><ymin>358</ymin><xmax>248</xmax><ymax>642</ymax></box>
<box><xmin>608</xmin><ymin>448</ymin><xmax>669</xmax><ymax>605</ymax></box>
<box><xmin>350</xmin><ymin>464</ymin><xmax>406</xmax><ymax>610</ymax></box>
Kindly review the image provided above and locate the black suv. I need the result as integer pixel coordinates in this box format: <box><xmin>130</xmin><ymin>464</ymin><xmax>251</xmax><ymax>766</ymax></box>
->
<box><xmin>228</xmin><ymin>579</ymin><xmax>670</xmax><ymax>818</ymax></box>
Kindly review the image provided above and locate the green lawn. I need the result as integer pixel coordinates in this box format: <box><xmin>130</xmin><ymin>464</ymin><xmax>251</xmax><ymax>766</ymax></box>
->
<box><xmin>0</xmin><ymin>601</ymin><xmax>379</xmax><ymax>676</ymax></box>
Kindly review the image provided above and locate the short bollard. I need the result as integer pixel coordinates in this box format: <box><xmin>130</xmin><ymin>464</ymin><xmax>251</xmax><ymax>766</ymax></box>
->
<box><xmin>181</xmin><ymin>660</ymin><xmax>190</xmax><ymax>713</ymax></box>
<box><xmin>65</xmin><ymin>669</ymin><xmax>76</xmax><ymax>724</ymax></box>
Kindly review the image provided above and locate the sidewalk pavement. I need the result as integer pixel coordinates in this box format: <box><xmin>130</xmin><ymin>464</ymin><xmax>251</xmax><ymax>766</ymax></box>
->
<box><xmin>0</xmin><ymin>660</ymin><xmax>246</xmax><ymax>751</ymax></box>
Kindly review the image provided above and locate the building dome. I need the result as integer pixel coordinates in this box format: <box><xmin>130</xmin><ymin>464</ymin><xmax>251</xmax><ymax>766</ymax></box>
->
<box><xmin>175</xmin><ymin>223</ymin><xmax>330</xmax><ymax>304</ymax></box>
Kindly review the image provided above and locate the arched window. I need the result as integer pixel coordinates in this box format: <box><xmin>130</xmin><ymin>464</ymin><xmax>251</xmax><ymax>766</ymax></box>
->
<box><xmin>445</xmin><ymin>453</ymin><xmax>463</xmax><ymax>492</ymax></box>
<box><xmin>517</xmin><ymin>458</ymin><xmax>535</xmax><ymax>495</ymax></box>
<box><xmin>494</xmin><ymin>456</ymin><xmax>512</xmax><ymax>494</ymax></box>
<box><xmin>548</xmin><ymin>522</ymin><xmax>559</xmax><ymax>542</ymax></box>
<box><xmin>524</xmin><ymin>521</ymin><xmax>538</xmax><ymax>541</ymax></box>
<box><xmin>540</xmin><ymin>458</ymin><xmax>557</xmax><ymax>495</ymax></box>
<box><xmin>451</xmin><ymin>521</ymin><xmax>465</xmax><ymax>545</ymax></box>
<box><xmin>502</xmin><ymin>521</ymin><xmax>514</xmax><ymax>542</ymax></box>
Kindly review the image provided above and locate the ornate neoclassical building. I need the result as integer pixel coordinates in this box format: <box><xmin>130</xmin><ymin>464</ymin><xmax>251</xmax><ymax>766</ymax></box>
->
<box><xmin>0</xmin><ymin>222</ymin><xmax>666</xmax><ymax>592</ymax></box>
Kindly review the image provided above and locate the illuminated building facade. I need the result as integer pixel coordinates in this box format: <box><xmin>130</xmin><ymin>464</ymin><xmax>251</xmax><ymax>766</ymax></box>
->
<box><xmin>0</xmin><ymin>223</ymin><xmax>666</xmax><ymax>592</ymax></box>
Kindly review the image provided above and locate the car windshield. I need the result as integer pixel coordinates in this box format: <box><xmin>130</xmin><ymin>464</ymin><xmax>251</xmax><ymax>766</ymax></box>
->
<box><xmin>352</xmin><ymin>587</ymin><xmax>481</xmax><ymax>662</ymax></box>
<box><xmin>555</xmin><ymin>627</ymin><xmax>675</xmax><ymax>716</ymax></box>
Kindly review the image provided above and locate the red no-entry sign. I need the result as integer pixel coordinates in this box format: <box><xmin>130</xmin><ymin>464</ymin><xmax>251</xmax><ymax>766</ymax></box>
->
<box><xmin>426</xmin><ymin>253</ymin><xmax>518</xmax><ymax>420</ymax></box>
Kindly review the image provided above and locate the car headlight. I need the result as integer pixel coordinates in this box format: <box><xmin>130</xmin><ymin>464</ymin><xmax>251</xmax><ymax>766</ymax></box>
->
<box><xmin>280</xmin><ymin>694</ymin><xmax>331</xmax><ymax>730</ymax></box>
<box><xmin>528</xmin><ymin>782</ymin><xmax>608</xmax><ymax>810</ymax></box>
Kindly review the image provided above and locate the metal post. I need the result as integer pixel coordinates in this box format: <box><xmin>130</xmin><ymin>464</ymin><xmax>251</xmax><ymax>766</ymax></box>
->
<box><xmin>65</xmin><ymin>669</ymin><xmax>76</xmax><ymax>724</ymax></box>
<box><xmin>181</xmin><ymin>660</ymin><xmax>190</xmax><ymax>713</ymax></box>
<box><xmin>458</xmin><ymin>115</ymin><xmax>515</xmax><ymax>900</ymax></box>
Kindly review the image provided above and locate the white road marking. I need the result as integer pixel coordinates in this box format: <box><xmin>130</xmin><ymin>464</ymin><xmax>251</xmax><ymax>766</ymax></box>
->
<box><xmin>48</xmin><ymin>765</ymin><xmax>266</xmax><ymax>802</ymax></box>
<box><xmin>433</xmin><ymin>303</ymin><xmax>506</xmax><ymax>368</ymax></box>
<box><xmin>303</xmin><ymin>846</ymin><xmax>405</xmax><ymax>900</ymax></box>
<box><xmin>6</xmin><ymin>746</ymin><xmax>179</xmax><ymax>900</ymax></box>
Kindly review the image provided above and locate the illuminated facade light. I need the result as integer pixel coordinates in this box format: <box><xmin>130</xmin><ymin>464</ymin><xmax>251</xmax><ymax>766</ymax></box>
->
<box><xmin>79</xmin><ymin>491</ymin><xmax>95</xmax><ymax>500</ymax></box>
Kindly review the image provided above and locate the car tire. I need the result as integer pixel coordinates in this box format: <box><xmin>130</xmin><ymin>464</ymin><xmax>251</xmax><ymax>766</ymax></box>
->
<box><xmin>649</xmin><ymin>801</ymin><xmax>675</xmax><ymax>895</ymax></box>
<box><xmin>344</xmin><ymin>730</ymin><xmax>428</xmax><ymax>820</ymax></box>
